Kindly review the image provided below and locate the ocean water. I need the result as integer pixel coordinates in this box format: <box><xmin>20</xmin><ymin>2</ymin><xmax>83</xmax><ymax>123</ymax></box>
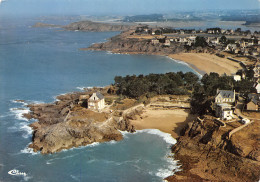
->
<box><xmin>0</xmin><ymin>17</ymin><xmax>197</xmax><ymax>182</ymax></box>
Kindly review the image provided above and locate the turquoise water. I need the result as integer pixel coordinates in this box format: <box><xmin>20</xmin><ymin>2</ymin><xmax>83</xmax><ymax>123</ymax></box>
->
<box><xmin>0</xmin><ymin>17</ymin><xmax>197</xmax><ymax>182</ymax></box>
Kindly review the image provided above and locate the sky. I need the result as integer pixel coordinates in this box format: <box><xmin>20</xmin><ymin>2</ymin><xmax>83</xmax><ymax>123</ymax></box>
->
<box><xmin>0</xmin><ymin>0</ymin><xmax>259</xmax><ymax>17</ymax></box>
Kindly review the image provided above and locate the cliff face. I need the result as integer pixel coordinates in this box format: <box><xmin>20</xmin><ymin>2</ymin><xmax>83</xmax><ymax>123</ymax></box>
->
<box><xmin>24</xmin><ymin>90</ymin><xmax>136</xmax><ymax>154</ymax></box>
<box><xmin>166</xmin><ymin>116</ymin><xmax>260</xmax><ymax>182</ymax></box>
<box><xmin>63</xmin><ymin>21</ymin><xmax>134</xmax><ymax>32</ymax></box>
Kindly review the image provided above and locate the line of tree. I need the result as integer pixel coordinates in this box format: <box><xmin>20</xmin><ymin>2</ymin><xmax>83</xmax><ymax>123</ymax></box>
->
<box><xmin>113</xmin><ymin>72</ymin><xmax>199</xmax><ymax>98</ymax></box>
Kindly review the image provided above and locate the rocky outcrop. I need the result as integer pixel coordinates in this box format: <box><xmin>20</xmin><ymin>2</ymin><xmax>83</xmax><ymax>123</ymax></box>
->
<box><xmin>24</xmin><ymin>89</ymin><xmax>136</xmax><ymax>154</ymax></box>
<box><xmin>85</xmin><ymin>31</ymin><xmax>185</xmax><ymax>55</ymax></box>
<box><xmin>166</xmin><ymin>116</ymin><xmax>260</xmax><ymax>182</ymax></box>
<box><xmin>85</xmin><ymin>30</ymin><xmax>215</xmax><ymax>56</ymax></box>
<box><xmin>63</xmin><ymin>21</ymin><xmax>135</xmax><ymax>32</ymax></box>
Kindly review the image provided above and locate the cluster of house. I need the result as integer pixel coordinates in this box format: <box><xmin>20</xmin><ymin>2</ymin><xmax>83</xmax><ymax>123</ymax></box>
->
<box><xmin>225</xmin><ymin>37</ymin><xmax>260</xmax><ymax>56</ymax></box>
<box><xmin>78</xmin><ymin>92</ymin><xmax>105</xmax><ymax>111</ymax></box>
<box><xmin>150</xmin><ymin>35</ymin><xmax>221</xmax><ymax>47</ymax></box>
<box><xmin>135</xmin><ymin>26</ymin><xmax>256</xmax><ymax>37</ymax></box>
<box><xmin>214</xmin><ymin>87</ymin><xmax>260</xmax><ymax>121</ymax></box>
<box><xmin>134</xmin><ymin>26</ymin><xmax>260</xmax><ymax>56</ymax></box>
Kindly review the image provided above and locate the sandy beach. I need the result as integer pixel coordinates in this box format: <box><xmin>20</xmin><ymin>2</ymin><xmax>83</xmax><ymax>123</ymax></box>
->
<box><xmin>130</xmin><ymin>107</ymin><xmax>197</xmax><ymax>138</ymax></box>
<box><xmin>169</xmin><ymin>53</ymin><xmax>242</xmax><ymax>75</ymax></box>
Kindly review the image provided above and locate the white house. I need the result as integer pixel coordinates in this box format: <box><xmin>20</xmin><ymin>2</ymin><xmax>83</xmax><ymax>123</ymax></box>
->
<box><xmin>255</xmin><ymin>83</ymin><xmax>260</xmax><ymax>94</ymax></box>
<box><xmin>88</xmin><ymin>92</ymin><xmax>105</xmax><ymax>111</ymax></box>
<box><xmin>215</xmin><ymin>90</ymin><xmax>236</xmax><ymax>104</ymax></box>
<box><xmin>233</xmin><ymin>75</ymin><xmax>241</xmax><ymax>82</ymax></box>
<box><xmin>215</xmin><ymin>103</ymin><xmax>233</xmax><ymax>120</ymax></box>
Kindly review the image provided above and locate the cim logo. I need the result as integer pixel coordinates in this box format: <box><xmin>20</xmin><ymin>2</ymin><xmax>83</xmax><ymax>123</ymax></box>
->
<box><xmin>8</xmin><ymin>169</ymin><xmax>27</xmax><ymax>176</ymax></box>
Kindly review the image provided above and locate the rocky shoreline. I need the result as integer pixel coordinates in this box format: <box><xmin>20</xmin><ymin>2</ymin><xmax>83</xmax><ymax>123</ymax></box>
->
<box><xmin>166</xmin><ymin>116</ymin><xmax>260</xmax><ymax>182</ymax></box>
<box><xmin>23</xmin><ymin>87</ymin><xmax>260</xmax><ymax>181</ymax></box>
<box><xmin>24</xmin><ymin>87</ymin><xmax>138</xmax><ymax>154</ymax></box>
<box><xmin>84</xmin><ymin>30</ymin><xmax>187</xmax><ymax>55</ymax></box>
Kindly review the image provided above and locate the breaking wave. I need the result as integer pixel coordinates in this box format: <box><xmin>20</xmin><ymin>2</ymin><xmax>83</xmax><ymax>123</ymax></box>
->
<box><xmin>20</xmin><ymin>145</ymin><xmax>39</xmax><ymax>155</ymax></box>
<box><xmin>121</xmin><ymin>129</ymin><xmax>177</xmax><ymax>146</ymax></box>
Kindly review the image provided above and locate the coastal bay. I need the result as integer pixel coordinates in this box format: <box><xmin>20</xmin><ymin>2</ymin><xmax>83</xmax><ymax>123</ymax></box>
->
<box><xmin>0</xmin><ymin>18</ymin><xmax>197</xmax><ymax>181</ymax></box>
<box><xmin>85</xmin><ymin>29</ymin><xmax>243</xmax><ymax>76</ymax></box>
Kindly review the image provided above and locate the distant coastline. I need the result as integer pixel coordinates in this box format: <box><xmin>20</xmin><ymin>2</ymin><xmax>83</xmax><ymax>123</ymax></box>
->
<box><xmin>84</xmin><ymin>31</ymin><xmax>242</xmax><ymax>76</ymax></box>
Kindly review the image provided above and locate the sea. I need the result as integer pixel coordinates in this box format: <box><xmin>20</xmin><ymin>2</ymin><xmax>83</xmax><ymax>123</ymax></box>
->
<box><xmin>0</xmin><ymin>16</ymin><xmax>257</xmax><ymax>182</ymax></box>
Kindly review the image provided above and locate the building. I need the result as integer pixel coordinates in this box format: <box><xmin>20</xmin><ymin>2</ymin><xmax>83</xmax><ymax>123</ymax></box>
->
<box><xmin>247</xmin><ymin>94</ymin><xmax>259</xmax><ymax>111</ymax></box>
<box><xmin>215</xmin><ymin>90</ymin><xmax>236</xmax><ymax>104</ymax></box>
<box><xmin>215</xmin><ymin>103</ymin><xmax>233</xmax><ymax>120</ymax></box>
<box><xmin>88</xmin><ymin>92</ymin><xmax>105</xmax><ymax>111</ymax></box>
<box><xmin>225</xmin><ymin>44</ymin><xmax>237</xmax><ymax>53</ymax></box>
<box><xmin>255</xmin><ymin>83</ymin><xmax>260</xmax><ymax>94</ymax></box>
<box><xmin>233</xmin><ymin>75</ymin><xmax>241</xmax><ymax>81</ymax></box>
<box><xmin>151</xmin><ymin>38</ymin><xmax>159</xmax><ymax>45</ymax></box>
<box><xmin>164</xmin><ymin>39</ymin><xmax>171</xmax><ymax>46</ymax></box>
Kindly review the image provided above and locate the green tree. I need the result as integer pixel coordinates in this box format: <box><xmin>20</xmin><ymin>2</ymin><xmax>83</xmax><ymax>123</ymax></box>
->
<box><xmin>194</xmin><ymin>36</ymin><xmax>208</xmax><ymax>48</ymax></box>
<box><xmin>220</xmin><ymin>36</ymin><xmax>227</xmax><ymax>44</ymax></box>
<box><xmin>127</xmin><ymin>79</ymin><xmax>149</xmax><ymax>98</ymax></box>
<box><xmin>183</xmin><ymin>72</ymin><xmax>199</xmax><ymax>90</ymax></box>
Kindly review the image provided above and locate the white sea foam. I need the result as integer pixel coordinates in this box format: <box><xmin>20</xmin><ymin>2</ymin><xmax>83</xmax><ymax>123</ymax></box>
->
<box><xmin>168</xmin><ymin>57</ymin><xmax>203</xmax><ymax>78</ymax></box>
<box><xmin>9</xmin><ymin>107</ymin><xmax>30</xmax><ymax>121</ymax></box>
<box><xmin>20</xmin><ymin>123</ymin><xmax>33</xmax><ymax>138</ymax></box>
<box><xmin>11</xmin><ymin>99</ymin><xmax>43</xmax><ymax>105</ymax></box>
<box><xmin>136</xmin><ymin>129</ymin><xmax>177</xmax><ymax>145</ymax></box>
<box><xmin>46</xmin><ymin>161</ymin><xmax>52</xmax><ymax>165</ymax></box>
<box><xmin>87</xmin><ymin>142</ymin><xmax>100</xmax><ymax>147</ymax></box>
<box><xmin>76</xmin><ymin>86</ymin><xmax>98</xmax><ymax>91</ymax></box>
<box><xmin>107</xmin><ymin>140</ymin><xmax>117</xmax><ymax>144</ymax></box>
<box><xmin>154</xmin><ymin>150</ymin><xmax>182</xmax><ymax>179</ymax></box>
<box><xmin>76</xmin><ymin>86</ymin><xmax>86</xmax><ymax>91</ymax></box>
<box><xmin>169</xmin><ymin>57</ymin><xmax>190</xmax><ymax>67</ymax></box>
<box><xmin>11</xmin><ymin>100</ymin><xmax>25</xmax><ymax>104</ymax></box>
<box><xmin>20</xmin><ymin>146</ymin><xmax>39</xmax><ymax>155</ymax></box>
<box><xmin>120</xmin><ymin>129</ymin><xmax>180</xmax><ymax>180</ymax></box>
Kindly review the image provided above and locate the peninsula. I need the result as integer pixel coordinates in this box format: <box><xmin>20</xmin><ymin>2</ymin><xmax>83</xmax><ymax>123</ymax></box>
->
<box><xmin>33</xmin><ymin>20</ymin><xmax>135</xmax><ymax>32</ymax></box>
